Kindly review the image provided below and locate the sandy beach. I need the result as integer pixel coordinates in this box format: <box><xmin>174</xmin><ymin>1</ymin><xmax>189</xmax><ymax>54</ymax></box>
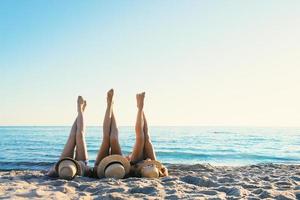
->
<box><xmin>0</xmin><ymin>163</ymin><xmax>299</xmax><ymax>199</ymax></box>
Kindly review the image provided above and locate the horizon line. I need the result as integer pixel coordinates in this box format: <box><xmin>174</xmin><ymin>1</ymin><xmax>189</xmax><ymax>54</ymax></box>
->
<box><xmin>0</xmin><ymin>124</ymin><xmax>299</xmax><ymax>128</ymax></box>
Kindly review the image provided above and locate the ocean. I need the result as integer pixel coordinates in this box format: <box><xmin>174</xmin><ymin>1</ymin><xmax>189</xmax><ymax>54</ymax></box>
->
<box><xmin>0</xmin><ymin>126</ymin><xmax>299</xmax><ymax>171</ymax></box>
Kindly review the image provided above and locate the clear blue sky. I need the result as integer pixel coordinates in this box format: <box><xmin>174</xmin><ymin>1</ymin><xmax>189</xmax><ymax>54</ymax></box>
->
<box><xmin>1</xmin><ymin>1</ymin><xmax>300</xmax><ymax>126</ymax></box>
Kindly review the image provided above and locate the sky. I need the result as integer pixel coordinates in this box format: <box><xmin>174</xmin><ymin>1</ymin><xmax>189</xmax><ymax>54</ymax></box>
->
<box><xmin>1</xmin><ymin>1</ymin><xmax>300</xmax><ymax>126</ymax></box>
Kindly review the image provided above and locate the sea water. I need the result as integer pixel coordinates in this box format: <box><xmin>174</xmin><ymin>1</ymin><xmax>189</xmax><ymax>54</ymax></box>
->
<box><xmin>0</xmin><ymin>126</ymin><xmax>299</xmax><ymax>170</ymax></box>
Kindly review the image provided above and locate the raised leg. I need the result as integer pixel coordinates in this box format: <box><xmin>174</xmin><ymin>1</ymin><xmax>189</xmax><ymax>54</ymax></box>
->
<box><xmin>94</xmin><ymin>89</ymin><xmax>114</xmax><ymax>166</ymax></box>
<box><xmin>143</xmin><ymin>112</ymin><xmax>156</xmax><ymax>160</ymax></box>
<box><xmin>130</xmin><ymin>92</ymin><xmax>145</xmax><ymax>163</ymax></box>
<box><xmin>60</xmin><ymin>96</ymin><xmax>86</xmax><ymax>159</ymax></box>
<box><xmin>48</xmin><ymin>97</ymin><xmax>81</xmax><ymax>176</ymax></box>
<box><xmin>60</xmin><ymin>119</ymin><xmax>77</xmax><ymax>159</ymax></box>
<box><xmin>110</xmin><ymin>112</ymin><xmax>122</xmax><ymax>155</ymax></box>
<box><xmin>75</xmin><ymin>97</ymin><xmax>88</xmax><ymax>161</ymax></box>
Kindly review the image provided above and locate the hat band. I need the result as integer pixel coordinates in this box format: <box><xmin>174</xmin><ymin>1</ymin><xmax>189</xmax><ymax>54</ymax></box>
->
<box><xmin>104</xmin><ymin>161</ymin><xmax>123</xmax><ymax>172</ymax></box>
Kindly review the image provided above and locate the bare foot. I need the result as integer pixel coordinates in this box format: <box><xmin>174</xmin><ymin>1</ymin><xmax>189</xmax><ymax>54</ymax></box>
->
<box><xmin>136</xmin><ymin>92</ymin><xmax>145</xmax><ymax>110</ymax></box>
<box><xmin>107</xmin><ymin>89</ymin><xmax>114</xmax><ymax>107</ymax></box>
<box><xmin>77</xmin><ymin>96</ymin><xmax>85</xmax><ymax>113</ymax></box>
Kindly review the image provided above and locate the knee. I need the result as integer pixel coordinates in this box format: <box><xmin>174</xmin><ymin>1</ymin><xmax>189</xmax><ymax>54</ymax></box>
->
<box><xmin>145</xmin><ymin>137</ymin><xmax>152</xmax><ymax>144</ymax></box>
<box><xmin>136</xmin><ymin>130</ymin><xmax>144</xmax><ymax>139</ymax></box>
<box><xmin>76</xmin><ymin>130</ymin><xmax>85</xmax><ymax>138</ymax></box>
<box><xmin>110</xmin><ymin>134</ymin><xmax>119</xmax><ymax>143</ymax></box>
<box><xmin>110</xmin><ymin>126</ymin><xmax>118</xmax><ymax>135</ymax></box>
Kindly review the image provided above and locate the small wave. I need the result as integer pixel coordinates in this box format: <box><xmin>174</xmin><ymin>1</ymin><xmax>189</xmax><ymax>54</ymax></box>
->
<box><xmin>0</xmin><ymin>161</ymin><xmax>54</xmax><ymax>171</ymax></box>
<box><xmin>156</xmin><ymin>151</ymin><xmax>300</xmax><ymax>162</ymax></box>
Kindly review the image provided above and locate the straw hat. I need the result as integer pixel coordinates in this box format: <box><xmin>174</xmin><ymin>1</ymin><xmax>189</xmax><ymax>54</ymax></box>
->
<box><xmin>97</xmin><ymin>155</ymin><xmax>130</xmax><ymax>179</ymax></box>
<box><xmin>136</xmin><ymin>160</ymin><xmax>163</xmax><ymax>178</ymax></box>
<box><xmin>55</xmin><ymin>158</ymin><xmax>81</xmax><ymax>180</ymax></box>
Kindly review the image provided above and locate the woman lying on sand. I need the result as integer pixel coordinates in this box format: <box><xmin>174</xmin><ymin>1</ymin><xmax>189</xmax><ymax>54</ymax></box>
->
<box><xmin>47</xmin><ymin>96</ymin><xmax>90</xmax><ymax>180</ymax></box>
<box><xmin>128</xmin><ymin>91</ymin><xmax>168</xmax><ymax>178</ymax></box>
<box><xmin>92</xmin><ymin>89</ymin><xmax>130</xmax><ymax>179</ymax></box>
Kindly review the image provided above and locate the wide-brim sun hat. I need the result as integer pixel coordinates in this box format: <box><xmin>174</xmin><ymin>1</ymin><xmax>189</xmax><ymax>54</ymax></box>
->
<box><xmin>55</xmin><ymin>157</ymin><xmax>82</xmax><ymax>180</ymax></box>
<box><xmin>141</xmin><ymin>165</ymin><xmax>159</xmax><ymax>178</ymax></box>
<box><xmin>97</xmin><ymin>155</ymin><xmax>130</xmax><ymax>179</ymax></box>
<box><xmin>136</xmin><ymin>160</ymin><xmax>163</xmax><ymax>178</ymax></box>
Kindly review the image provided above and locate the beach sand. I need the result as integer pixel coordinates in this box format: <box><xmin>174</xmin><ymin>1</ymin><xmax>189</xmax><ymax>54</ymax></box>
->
<box><xmin>0</xmin><ymin>164</ymin><xmax>299</xmax><ymax>199</ymax></box>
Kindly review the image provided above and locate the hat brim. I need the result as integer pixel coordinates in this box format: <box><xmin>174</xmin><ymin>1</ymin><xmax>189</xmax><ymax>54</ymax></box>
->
<box><xmin>97</xmin><ymin>155</ymin><xmax>130</xmax><ymax>178</ymax></box>
<box><xmin>136</xmin><ymin>160</ymin><xmax>163</xmax><ymax>172</ymax></box>
<box><xmin>55</xmin><ymin>157</ymin><xmax>82</xmax><ymax>178</ymax></box>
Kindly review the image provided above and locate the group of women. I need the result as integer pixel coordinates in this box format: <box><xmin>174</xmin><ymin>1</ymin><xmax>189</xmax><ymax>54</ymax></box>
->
<box><xmin>47</xmin><ymin>89</ymin><xmax>168</xmax><ymax>180</ymax></box>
